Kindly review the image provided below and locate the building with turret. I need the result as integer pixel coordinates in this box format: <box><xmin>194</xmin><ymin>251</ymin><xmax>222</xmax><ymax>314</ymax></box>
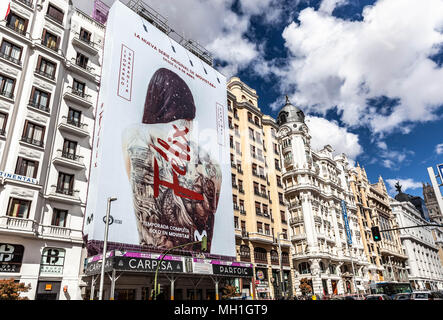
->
<box><xmin>276</xmin><ymin>97</ymin><xmax>368</xmax><ymax>296</ymax></box>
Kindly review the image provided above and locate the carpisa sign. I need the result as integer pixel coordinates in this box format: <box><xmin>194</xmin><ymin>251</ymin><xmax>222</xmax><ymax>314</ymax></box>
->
<box><xmin>84</xmin><ymin>0</ymin><xmax>235</xmax><ymax>258</ymax></box>
<box><xmin>114</xmin><ymin>257</ymin><xmax>183</xmax><ymax>273</ymax></box>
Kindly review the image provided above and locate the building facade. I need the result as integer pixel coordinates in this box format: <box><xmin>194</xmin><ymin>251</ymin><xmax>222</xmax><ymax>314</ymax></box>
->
<box><xmin>227</xmin><ymin>77</ymin><xmax>293</xmax><ymax>299</ymax></box>
<box><xmin>276</xmin><ymin>98</ymin><xmax>368</xmax><ymax>296</ymax></box>
<box><xmin>391</xmin><ymin>186</ymin><xmax>443</xmax><ymax>290</ymax></box>
<box><xmin>349</xmin><ymin>167</ymin><xmax>409</xmax><ymax>286</ymax></box>
<box><xmin>0</xmin><ymin>0</ymin><xmax>104</xmax><ymax>300</ymax></box>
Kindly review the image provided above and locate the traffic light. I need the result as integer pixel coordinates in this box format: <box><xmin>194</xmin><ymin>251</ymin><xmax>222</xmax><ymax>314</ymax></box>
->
<box><xmin>371</xmin><ymin>226</ymin><xmax>381</xmax><ymax>242</ymax></box>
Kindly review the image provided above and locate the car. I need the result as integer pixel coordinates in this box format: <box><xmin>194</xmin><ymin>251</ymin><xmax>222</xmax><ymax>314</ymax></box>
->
<box><xmin>365</xmin><ymin>294</ymin><xmax>391</xmax><ymax>300</ymax></box>
<box><xmin>343</xmin><ymin>294</ymin><xmax>365</xmax><ymax>300</ymax></box>
<box><xmin>393</xmin><ymin>293</ymin><xmax>411</xmax><ymax>300</ymax></box>
<box><xmin>410</xmin><ymin>291</ymin><xmax>443</xmax><ymax>300</ymax></box>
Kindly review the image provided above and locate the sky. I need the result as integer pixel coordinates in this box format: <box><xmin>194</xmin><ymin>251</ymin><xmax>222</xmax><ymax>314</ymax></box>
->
<box><xmin>73</xmin><ymin>0</ymin><xmax>443</xmax><ymax>198</ymax></box>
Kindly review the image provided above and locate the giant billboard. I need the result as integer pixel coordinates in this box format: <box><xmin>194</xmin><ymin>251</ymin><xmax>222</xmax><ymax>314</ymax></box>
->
<box><xmin>84</xmin><ymin>1</ymin><xmax>235</xmax><ymax>257</ymax></box>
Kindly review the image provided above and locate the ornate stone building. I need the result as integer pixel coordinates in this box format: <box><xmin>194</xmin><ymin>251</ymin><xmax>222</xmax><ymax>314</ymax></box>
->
<box><xmin>227</xmin><ymin>77</ymin><xmax>293</xmax><ymax>299</ymax></box>
<box><xmin>276</xmin><ymin>98</ymin><xmax>368</xmax><ymax>296</ymax></box>
<box><xmin>350</xmin><ymin>167</ymin><xmax>409</xmax><ymax>287</ymax></box>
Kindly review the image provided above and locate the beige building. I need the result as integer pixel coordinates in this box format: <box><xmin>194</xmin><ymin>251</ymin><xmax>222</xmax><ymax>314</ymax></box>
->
<box><xmin>227</xmin><ymin>77</ymin><xmax>293</xmax><ymax>299</ymax></box>
<box><xmin>350</xmin><ymin>166</ymin><xmax>408</xmax><ymax>286</ymax></box>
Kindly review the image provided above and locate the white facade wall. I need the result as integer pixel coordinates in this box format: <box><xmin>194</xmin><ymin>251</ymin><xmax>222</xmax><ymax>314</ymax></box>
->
<box><xmin>0</xmin><ymin>0</ymin><xmax>104</xmax><ymax>300</ymax></box>
<box><xmin>391</xmin><ymin>198</ymin><xmax>443</xmax><ymax>290</ymax></box>
<box><xmin>278</xmin><ymin>113</ymin><xmax>368</xmax><ymax>296</ymax></box>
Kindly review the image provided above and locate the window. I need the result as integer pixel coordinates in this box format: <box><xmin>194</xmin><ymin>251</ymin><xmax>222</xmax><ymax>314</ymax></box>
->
<box><xmin>298</xmin><ymin>262</ymin><xmax>311</xmax><ymax>274</ymax></box>
<box><xmin>228</xmin><ymin>116</ymin><xmax>233</xmax><ymax>129</ymax></box>
<box><xmin>0</xmin><ymin>74</ymin><xmax>15</xmax><ymax>99</ymax></box>
<box><xmin>282</xmin><ymin>229</ymin><xmax>287</xmax><ymax>239</ymax></box>
<box><xmin>42</xmin><ymin>29</ymin><xmax>59</xmax><ymax>51</ymax></box>
<box><xmin>75</xmin><ymin>52</ymin><xmax>89</xmax><ymax>69</ymax></box>
<box><xmin>0</xmin><ymin>40</ymin><xmax>22</xmax><ymax>64</ymax></box>
<box><xmin>240</xmin><ymin>245</ymin><xmax>250</xmax><ymax>262</ymax></box>
<box><xmin>15</xmin><ymin>157</ymin><xmax>38</xmax><ymax>178</ymax></box>
<box><xmin>62</xmin><ymin>139</ymin><xmax>77</xmax><ymax>159</ymax></box>
<box><xmin>72</xmin><ymin>79</ymin><xmax>86</xmax><ymax>97</ymax></box>
<box><xmin>7</xmin><ymin>198</ymin><xmax>31</xmax><ymax>218</ymax></box>
<box><xmin>281</xmin><ymin>211</ymin><xmax>286</xmax><ymax>223</ymax></box>
<box><xmin>22</xmin><ymin>121</ymin><xmax>45</xmax><ymax>147</ymax></box>
<box><xmin>29</xmin><ymin>87</ymin><xmax>50</xmax><ymax>111</ymax></box>
<box><xmin>264</xmin><ymin>223</ymin><xmax>270</xmax><ymax>235</ymax></box>
<box><xmin>241</xmin><ymin>221</ymin><xmax>246</xmax><ymax>233</ymax></box>
<box><xmin>270</xmin><ymin>250</ymin><xmax>279</xmax><ymax>264</ymax></box>
<box><xmin>257</xmin><ymin>222</ymin><xmax>263</xmax><ymax>233</ymax></box>
<box><xmin>0</xmin><ymin>112</ymin><xmax>7</xmax><ymax>135</ymax></box>
<box><xmin>239</xmin><ymin>199</ymin><xmax>245</xmax><ymax>212</ymax></box>
<box><xmin>248</xmin><ymin>112</ymin><xmax>253</xmax><ymax>123</ymax></box>
<box><xmin>6</xmin><ymin>12</ymin><xmax>28</xmax><ymax>35</ymax></box>
<box><xmin>79</xmin><ymin>28</ymin><xmax>92</xmax><ymax>44</ymax></box>
<box><xmin>234</xmin><ymin>216</ymin><xmax>239</xmax><ymax>229</ymax></box>
<box><xmin>67</xmin><ymin>108</ymin><xmax>81</xmax><ymax>127</ymax></box>
<box><xmin>52</xmin><ymin>209</ymin><xmax>68</xmax><ymax>227</ymax></box>
<box><xmin>56</xmin><ymin>172</ymin><xmax>74</xmax><ymax>195</ymax></box>
<box><xmin>275</xmin><ymin>159</ymin><xmax>280</xmax><ymax>170</ymax></box>
<box><xmin>47</xmin><ymin>4</ymin><xmax>64</xmax><ymax>24</ymax></box>
<box><xmin>254</xmin><ymin>247</ymin><xmax>267</xmax><ymax>263</ymax></box>
<box><xmin>234</xmin><ymin>124</ymin><xmax>239</xmax><ymax>136</ymax></box>
<box><xmin>255</xmin><ymin>201</ymin><xmax>261</xmax><ymax>215</ymax></box>
<box><xmin>249</xmin><ymin>128</ymin><xmax>254</xmax><ymax>140</ymax></box>
<box><xmin>252</xmin><ymin>163</ymin><xmax>258</xmax><ymax>176</ymax></box>
<box><xmin>36</xmin><ymin>56</ymin><xmax>56</xmax><ymax>79</ymax></box>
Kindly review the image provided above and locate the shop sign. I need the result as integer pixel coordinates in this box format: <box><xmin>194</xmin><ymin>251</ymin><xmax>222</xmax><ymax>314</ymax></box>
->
<box><xmin>212</xmin><ymin>264</ymin><xmax>253</xmax><ymax>277</ymax></box>
<box><xmin>113</xmin><ymin>257</ymin><xmax>184</xmax><ymax>273</ymax></box>
<box><xmin>0</xmin><ymin>243</ymin><xmax>24</xmax><ymax>273</ymax></box>
<box><xmin>40</xmin><ymin>248</ymin><xmax>65</xmax><ymax>276</ymax></box>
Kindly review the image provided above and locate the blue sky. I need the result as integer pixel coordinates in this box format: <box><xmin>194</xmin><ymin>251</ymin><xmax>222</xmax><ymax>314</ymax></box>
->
<box><xmin>75</xmin><ymin>0</ymin><xmax>443</xmax><ymax>198</ymax></box>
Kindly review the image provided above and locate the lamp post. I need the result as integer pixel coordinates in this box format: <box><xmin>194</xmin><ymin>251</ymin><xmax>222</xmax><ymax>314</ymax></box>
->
<box><xmin>98</xmin><ymin>196</ymin><xmax>117</xmax><ymax>300</ymax></box>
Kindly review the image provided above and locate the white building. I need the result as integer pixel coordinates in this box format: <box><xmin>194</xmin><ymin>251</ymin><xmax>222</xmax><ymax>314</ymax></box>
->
<box><xmin>276</xmin><ymin>98</ymin><xmax>369</xmax><ymax>296</ymax></box>
<box><xmin>390</xmin><ymin>190</ymin><xmax>443</xmax><ymax>290</ymax></box>
<box><xmin>0</xmin><ymin>0</ymin><xmax>104</xmax><ymax>300</ymax></box>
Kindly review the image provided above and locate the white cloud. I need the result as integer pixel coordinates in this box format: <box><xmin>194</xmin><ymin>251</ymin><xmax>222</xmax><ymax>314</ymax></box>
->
<box><xmin>319</xmin><ymin>0</ymin><xmax>348</xmax><ymax>15</ymax></box>
<box><xmin>269</xmin><ymin>0</ymin><xmax>443</xmax><ymax>135</ymax></box>
<box><xmin>72</xmin><ymin>0</ymin><xmax>261</xmax><ymax>77</ymax></box>
<box><xmin>306</xmin><ymin>116</ymin><xmax>363</xmax><ymax>161</ymax></box>
<box><xmin>436</xmin><ymin>143</ymin><xmax>443</xmax><ymax>154</ymax></box>
<box><xmin>386</xmin><ymin>178</ymin><xmax>422</xmax><ymax>195</ymax></box>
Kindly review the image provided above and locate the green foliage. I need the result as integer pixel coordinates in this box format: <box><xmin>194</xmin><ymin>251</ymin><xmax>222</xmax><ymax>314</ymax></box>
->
<box><xmin>299</xmin><ymin>278</ymin><xmax>312</xmax><ymax>295</ymax></box>
<box><xmin>0</xmin><ymin>278</ymin><xmax>31</xmax><ymax>300</ymax></box>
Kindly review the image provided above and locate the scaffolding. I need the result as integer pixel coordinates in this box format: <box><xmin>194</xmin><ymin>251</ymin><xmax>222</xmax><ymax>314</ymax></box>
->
<box><xmin>127</xmin><ymin>0</ymin><xmax>214</xmax><ymax>66</ymax></box>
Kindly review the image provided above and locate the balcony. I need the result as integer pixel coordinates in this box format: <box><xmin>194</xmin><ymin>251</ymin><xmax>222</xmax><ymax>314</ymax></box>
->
<box><xmin>52</xmin><ymin>150</ymin><xmax>86</xmax><ymax>170</ymax></box>
<box><xmin>5</xmin><ymin>22</ymin><xmax>27</xmax><ymax>37</ymax></box>
<box><xmin>20</xmin><ymin>136</ymin><xmax>44</xmax><ymax>149</ymax></box>
<box><xmin>14</xmin><ymin>0</ymin><xmax>34</xmax><ymax>9</ymax></box>
<box><xmin>58</xmin><ymin>116</ymin><xmax>89</xmax><ymax>137</ymax></box>
<box><xmin>291</xmin><ymin>233</ymin><xmax>307</xmax><ymax>241</ymax></box>
<box><xmin>40</xmin><ymin>225</ymin><xmax>72</xmax><ymax>239</ymax></box>
<box><xmin>0</xmin><ymin>51</ymin><xmax>22</xmax><ymax>66</ymax></box>
<box><xmin>45</xmin><ymin>186</ymin><xmax>81</xmax><ymax>205</ymax></box>
<box><xmin>63</xmin><ymin>87</ymin><xmax>93</xmax><ymax>108</ymax></box>
<box><xmin>72</xmin><ymin>33</ymin><xmax>100</xmax><ymax>55</ymax></box>
<box><xmin>0</xmin><ymin>216</ymin><xmax>37</xmax><ymax>235</ymax></box>
<box><xmin>0</xmin><ymin>90</ymin><xmax>14</xmax><ymax>101</ymax></box>
<box><xmin>28</xmin><ymin>101</ymin><xmax>50</xmax><ymax>114</ymax></box>
<box><xmin>290</xmin><ymin>216</ymin><xmax>304</xmax><ymax>225</ymax></box>
<box><xmin>34</xmin><ymin>69</ymin><xmax>56</xmax><ymax>82</ymax></box>
<box><xmin>66</xmin><ymin>58</ymin><xmax>98</xmax><ymax>82</ymax></box>
<box><xmin>239</xmin><ymin>209</ymin><xmax>246</xmax><ymax>215</ymax></box>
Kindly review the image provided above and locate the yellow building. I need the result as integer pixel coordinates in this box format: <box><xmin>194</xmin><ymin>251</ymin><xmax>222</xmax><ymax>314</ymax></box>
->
<box><xmin>227</xmin><ymin>77</ymin><xmax>293</xmax><ymax>299</ymax></box>
<box><xmin>350</xmin><ymin>166</ymin><xmax>409</xmax><ymax>286</ymax></box>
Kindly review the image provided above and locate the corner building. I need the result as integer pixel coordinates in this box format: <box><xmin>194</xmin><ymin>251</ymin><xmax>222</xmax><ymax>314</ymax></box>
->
<box><xmin>0</xmin><ymin>0</ymin><xmax>104</xmax><ymax>299</ymax></box>
<box><xmin>276</xmin><ymin>99</ymin><xmax>368</xmax><ymax>296</ymax></box>
<box><xmin>227</xmin><ymin>77</ymin><xmax>293</xmax><ymax>299</ymax></box>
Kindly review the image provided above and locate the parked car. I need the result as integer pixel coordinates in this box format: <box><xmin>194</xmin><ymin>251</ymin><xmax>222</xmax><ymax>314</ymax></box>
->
<box><xmin>393</xmin><ymin>293</ymin><xmax>412</xmax><ymax>300</ymax></box>
<box><xmin>410</xmin><ymin>291</ymin><xmax>443</xmax><ymax>300</ymax></box>
<box><xmin>343</xmin><ymin>294</ymin><xmax>365</xmax><ymax>300</ymax></box>
<box><xmin>365</xmin><ymin>294</ymin><xmax>391</xmax><ymax>300</ymax></box>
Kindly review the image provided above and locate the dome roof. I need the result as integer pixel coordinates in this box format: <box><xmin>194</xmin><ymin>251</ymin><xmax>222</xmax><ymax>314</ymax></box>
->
<box><xmin>277</xmin><ymin>96</ymin><xmax>305</xmax><ymax>126</ymax></box>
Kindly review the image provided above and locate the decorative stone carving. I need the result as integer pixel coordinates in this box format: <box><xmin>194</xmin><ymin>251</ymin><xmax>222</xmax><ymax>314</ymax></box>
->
<box><xmin>27</xmin><ymin>112</ymin><xmax>48</xmax><ymax>125</ymax></box>
<box><xmin>10</xmin><ymin>188</ymin><xmax>34</xmax><ymax>198</ymax></box>
<box><xmin>19</xmin><ymin>148</ymin><xmax>41</xmax><ymax>160</ymax></box>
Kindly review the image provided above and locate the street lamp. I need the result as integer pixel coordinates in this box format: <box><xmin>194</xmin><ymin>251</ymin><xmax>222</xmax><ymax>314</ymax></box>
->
<box><xmin>98</xmin><ymin>196</ymin><xmax>117</xmax><ymax>300</ymax></box>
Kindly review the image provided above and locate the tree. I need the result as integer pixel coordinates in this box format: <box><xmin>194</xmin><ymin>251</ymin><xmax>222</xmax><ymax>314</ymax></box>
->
<box><xmin>299</xmin><ymin>278</ymin><xmax>312</xmax><ymax>296</ymax></box>
<box><xmin>0</xmin><ymin>279</ymin><xmax>31</xmax><ymax>300</ymax></box>
<box><xmin>221</xmin><ymin>285</ymin><xmax>240</xmax><ymax>300</ymax></box>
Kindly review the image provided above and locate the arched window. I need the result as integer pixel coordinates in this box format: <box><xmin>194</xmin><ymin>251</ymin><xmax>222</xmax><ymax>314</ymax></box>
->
<box><xmin>254</xmin><ymin>247</ymin><xmax>267</xmax><ymax>263</ymax></box>
<box><xmin>254</xmin><ymin>116</ymin><xmax>260</xmax><ymax>126</ymax></box>
<box><xmin>319</xmin><ymin>261</ymin><xmax>326</xmax><ymax>272</ymax></box>
<box><xmin>282</xmin><ymin>252</ymin><xmax>290</xmax><ymax>266</ymax></box>
<box><xmin>329</xmin><ymin>264</ymin><xmax>336</xmax><ymax>274</ymax></box>
<box><xmin>240</xmin><ymin>245</ymin><xmax>251</xmax><ymax>262</ymax></box>
<box><xmin>247</xmin><ymin>111</ymin><xmax>253</xmax><ymax>123</ymax></box>
<box><xmin>270</xmin><ymin>250</ymin><xmax>279</xmax><ymax>265</ymax></box>
<box><xmin>298</xmin><ymin>262</ymin><xmax>310</xmax><ymax>274</ymax></box>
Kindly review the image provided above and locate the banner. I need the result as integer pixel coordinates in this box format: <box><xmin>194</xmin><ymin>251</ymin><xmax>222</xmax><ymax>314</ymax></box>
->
<box><xmin>341</xmin><ymin>200</ymin><xmax>353</xmax><ymax>245</ymax></box>
<box><xmin>84</xmin><ymin>1</ymin><xmax>235</xmax><ymax>258</ymax></box>
<box><xmin>0</xmin><ymin>243</ymin><xmax>24</xmax><ymax>273</ymax></box>
<box><xmin>0</xmin><ymin>1</ymin><xmax>10</xmax><ymax>20</ymax></box>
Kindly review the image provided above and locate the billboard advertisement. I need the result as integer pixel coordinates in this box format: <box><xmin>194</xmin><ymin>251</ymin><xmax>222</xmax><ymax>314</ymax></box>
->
<box><xmin>84</xmin><ymin>1</ymin><xmax>235</xmax><ymax>258</ymax></box>
<box><xmin>340</xmin><ymin>200</ymin><xmax>352</xmax><ymax>245</ymax></box>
